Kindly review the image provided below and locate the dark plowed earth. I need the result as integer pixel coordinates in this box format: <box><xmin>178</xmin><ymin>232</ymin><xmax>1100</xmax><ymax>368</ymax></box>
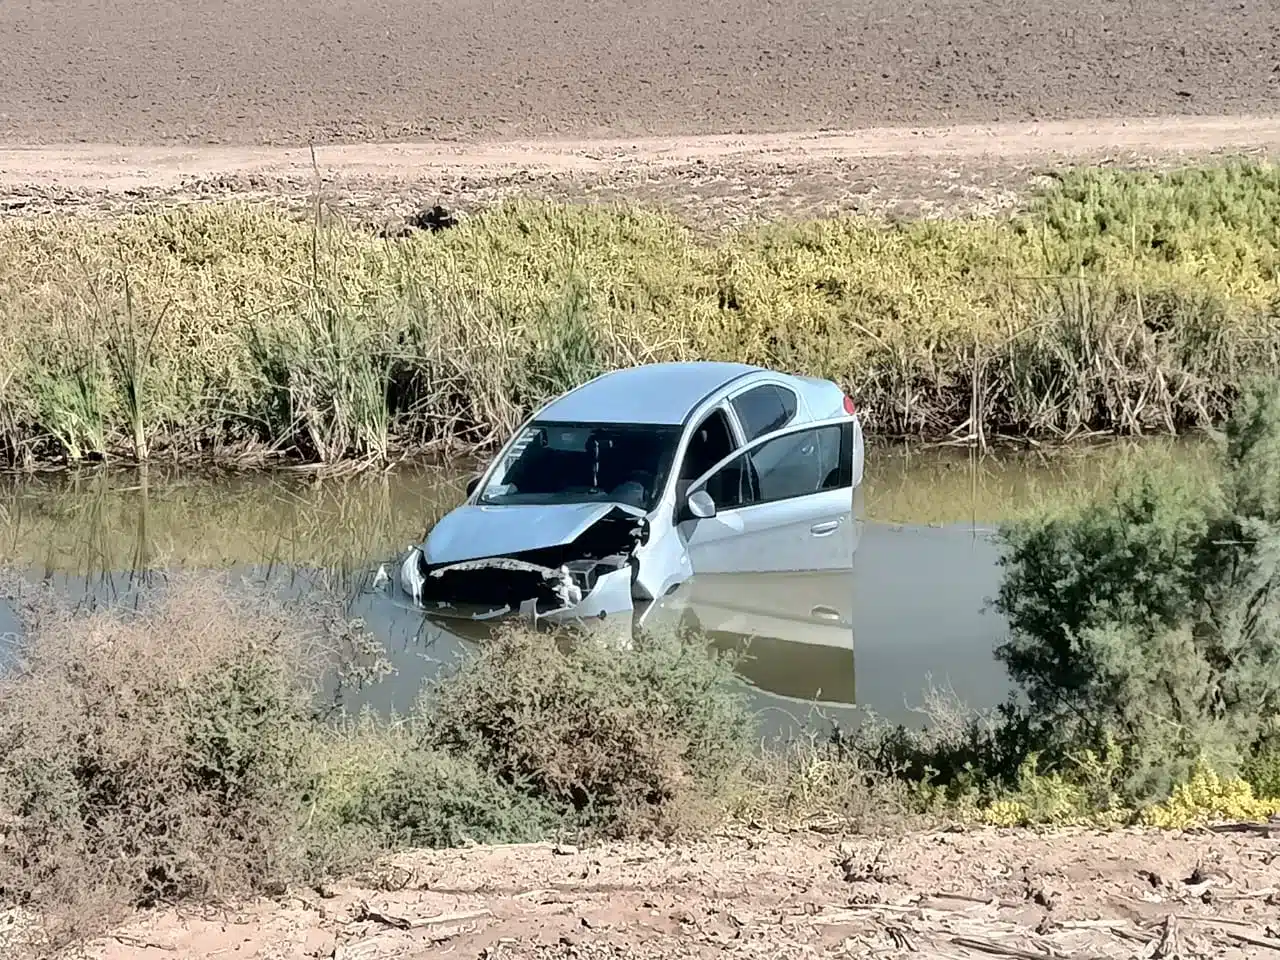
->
<box><xmin>0</xmin><ymin>0</ymin><xmax>1276</xmax><ymax>146</ymax></box>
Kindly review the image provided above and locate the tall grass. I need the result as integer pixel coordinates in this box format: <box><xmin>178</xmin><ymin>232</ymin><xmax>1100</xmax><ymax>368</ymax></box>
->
<box><xmin>91</xmin><ymin>261</ymin><xmax>170</xmax><ymax>462</ymax></box>
<box><xmin>0</xmin><ymin>162</ymin><xmax>1277</xmax><ymax>465</ymax></box>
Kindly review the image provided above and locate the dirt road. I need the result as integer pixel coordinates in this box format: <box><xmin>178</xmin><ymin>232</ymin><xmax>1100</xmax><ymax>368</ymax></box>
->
<box><xmin>0</xmin><ymin>0</ymin><xmax>1276</xmax><ymax>147</ymax></box>
<box><xmin>52</xmin><ymin>825</ymin><xmax>1280</xmax><ymax>959</ymax></box>
<box><xmin>3</xmin><ymin>116</ymin><xmax>1278</xmax><ymax>223</ymax></box>
<box><xmin>4</xmin><ymin>116</ymin><xmax>1279</xmax><ymax>191</ymax></box>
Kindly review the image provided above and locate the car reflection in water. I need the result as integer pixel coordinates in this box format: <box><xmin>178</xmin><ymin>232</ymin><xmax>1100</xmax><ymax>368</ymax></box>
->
<box><xmin>638</xmin><ymin>567</ymin><xmax>857</xmax><ymax>709</ymax></box>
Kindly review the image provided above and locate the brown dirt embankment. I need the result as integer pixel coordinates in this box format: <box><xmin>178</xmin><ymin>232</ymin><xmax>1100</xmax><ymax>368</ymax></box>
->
<box><xmin>2</xmin><ymin>116</ymin><xmax>1279</xmax><ymax>224</ymax></box>
<box><xmin>26</xmin><ymin>825</ymin><xmax>1280</xmax><ymax>959</ymax></box>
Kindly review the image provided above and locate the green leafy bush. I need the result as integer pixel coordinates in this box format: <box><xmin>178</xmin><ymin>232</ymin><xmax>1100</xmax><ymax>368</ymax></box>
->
<box><xmin>345</xmin><ymin>747</ymin><xmax>560</xmax><ymax>849</ymax></box>
<box><xmin>984</xmin><ymin>377</ymin><xmax>1280</xmax><ymax>799</ymax></box>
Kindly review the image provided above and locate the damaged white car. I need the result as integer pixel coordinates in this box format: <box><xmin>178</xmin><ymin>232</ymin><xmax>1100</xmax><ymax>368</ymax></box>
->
<box><xmin>400</xmin><ymin>361</ymin><xmax>865</xmax><ymax>622</ymax></box>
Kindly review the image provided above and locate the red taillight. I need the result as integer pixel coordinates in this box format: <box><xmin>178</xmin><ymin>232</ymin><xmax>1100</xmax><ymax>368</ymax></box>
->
<box><xmin>843</xmin><ymin>394</ymin><xmax>857</xmax><ymax>416</ymax></box>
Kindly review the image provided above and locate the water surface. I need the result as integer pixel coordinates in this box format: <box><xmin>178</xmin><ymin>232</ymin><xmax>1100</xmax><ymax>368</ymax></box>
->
<box><xmin>0</xmin><ymin>438</ymin><xmax>1213</xmax><ymax>728</ymax></box>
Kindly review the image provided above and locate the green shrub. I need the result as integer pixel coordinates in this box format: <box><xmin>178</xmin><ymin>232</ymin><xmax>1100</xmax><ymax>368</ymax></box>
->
<box><xmin>347</xmin><ymin>746</ymin><xmax>560</xmax><ymax>849</ymax></box>
<box><xmin>983</xmin><ymin>378</ymin><xmax>1280</xmax><ymax>799</ymax></box>
<box><xmin>1242</xmin><ymin>737</ymin><xmax>1280</xmax><ymax>799</ymax></box>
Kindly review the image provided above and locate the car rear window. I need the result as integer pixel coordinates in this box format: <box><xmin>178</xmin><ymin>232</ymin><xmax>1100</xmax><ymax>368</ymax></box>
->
<box><xmin>731</xmin><ymin>384</ymin><xmax>797</xmax><ymax>441</ymax></box>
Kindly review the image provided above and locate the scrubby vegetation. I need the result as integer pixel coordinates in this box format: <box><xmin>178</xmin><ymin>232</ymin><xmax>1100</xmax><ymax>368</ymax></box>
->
<box><xmin>0</xmin><ymin>576</ymin><xmax>331</xmax><ymax>945</ymax></box>
<box><xmin>0</xmin><ymin>575</ymin><xmax>766</xmax><ymax>948</ymax></box>
<box><xmin>7</xmin><ymin>353</ymin><xmax>1280</xmax><ymax>951</ymax></box>
<box><xmin>7</xmin><ymin>366</ymin><xmax>1280</xmax><ymax>946</ymax></box>
<box><xmin>0</xmin><ymin>162</ymin><xmax>1278</xmax><ymax>465</ymax></box>
<box><xmin>862</xmin><ymin>376</ymin><xmax>1280</xmax><ymax>826</ymax></box>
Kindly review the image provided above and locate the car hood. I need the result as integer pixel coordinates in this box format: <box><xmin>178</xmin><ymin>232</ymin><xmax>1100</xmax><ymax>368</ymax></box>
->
<box><xmin>422</xmin><ymin>500</ymin><xmax>647</xmax><ymax>567</ymax></box>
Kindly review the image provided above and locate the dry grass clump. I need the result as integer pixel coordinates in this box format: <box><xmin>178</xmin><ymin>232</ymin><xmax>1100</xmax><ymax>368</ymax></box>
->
<box><xmin>421</xmin><ymin>622</ymin><xmax>755</xmax><ymax>838</ymax></box>
<box><xmin>0</xmin><ymin>577</ymin><xmax>765</xmax><ymax>948</ymax></box>
<box><xmin>0</xmin><ymin>574</ymin><xmax>333</xmax><ymax>947</ymax></box>
<box><xmin>0</xmin><ymin>162</ymin><xmax>1276</xmax><ymax>465</ymax></box>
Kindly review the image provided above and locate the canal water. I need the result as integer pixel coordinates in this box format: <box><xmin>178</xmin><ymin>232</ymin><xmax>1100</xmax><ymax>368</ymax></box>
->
<box><xmin>0</xmin><ymin>437</ymin><xmax>1212</xmax><ymax>731</ymax></box>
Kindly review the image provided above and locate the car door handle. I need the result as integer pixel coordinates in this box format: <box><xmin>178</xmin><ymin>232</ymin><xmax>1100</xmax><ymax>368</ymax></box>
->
<box><xmin>810</xmin><ymin>519</ymin><xmax>841</xmax><ymax>536</ymax></box>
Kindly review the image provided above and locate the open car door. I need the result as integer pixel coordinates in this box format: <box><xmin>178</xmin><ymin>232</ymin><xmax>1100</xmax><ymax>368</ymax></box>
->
<box><xmin>676</xmin><ymin>416</ymin><xmax>859</xmax><ymax>575</ymax></box>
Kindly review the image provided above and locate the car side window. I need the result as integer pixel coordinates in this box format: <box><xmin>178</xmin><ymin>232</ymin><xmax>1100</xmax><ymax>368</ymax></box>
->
<box><xmin>699</xmin><ymin>422</ymin><xmax>850</xmax><ymax>510</ymax></box>
<box><xmin>730</xmin><ymin>384</ymin><xmax>795</xmax><ymax>442</ymax></box>
<box><xmin>776</xmin><ymin>385</ymin><xmax>798</xmax><ymax>424</ymax></box>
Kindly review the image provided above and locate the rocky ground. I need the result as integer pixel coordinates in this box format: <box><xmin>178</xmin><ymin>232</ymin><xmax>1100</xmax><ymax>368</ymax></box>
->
<box><xmin>4</xmin><ymin>823</ymin><xmax>1273</xmax><ymax>959</ymax></box>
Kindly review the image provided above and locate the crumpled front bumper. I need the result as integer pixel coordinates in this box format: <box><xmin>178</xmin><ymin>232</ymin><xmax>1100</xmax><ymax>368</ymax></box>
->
<box><xmin>399</xmin><ymin>547</ymin><xmax>636</xmax><ymax>623</ymax></box>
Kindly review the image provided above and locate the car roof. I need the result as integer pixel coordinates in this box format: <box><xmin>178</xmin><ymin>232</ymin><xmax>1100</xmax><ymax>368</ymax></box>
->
<box><xmin>535</xmin><ymin>361</ymin><xmax>765</xmax><ymax>425</ymax></box>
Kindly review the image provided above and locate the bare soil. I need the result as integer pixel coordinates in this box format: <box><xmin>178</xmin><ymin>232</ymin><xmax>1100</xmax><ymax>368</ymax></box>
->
<box><xmin>2</xmin><ymin>117</ymin><xmax>1279</xmax><ymax>225</ymax></box>
<box><xmin>0</xmin><ymin>0</ymin><xmax>1277</xmax><ymax>147</ymax></box>
<box><xmin>10</xmin><ymin>825</ymin><xmax>1276</xmax><ymax>959</ymax></box>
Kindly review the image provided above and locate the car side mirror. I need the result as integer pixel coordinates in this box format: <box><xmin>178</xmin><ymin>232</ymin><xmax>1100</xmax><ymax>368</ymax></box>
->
<box><xmin>687</xmin><ymin>489</ymin><xmax>717</xmax><ymax>520</ymax></box>
<box><xmin>465</xmin><ymin>473</ymin><xmax>482</xmax><ymax>497</ymax></box>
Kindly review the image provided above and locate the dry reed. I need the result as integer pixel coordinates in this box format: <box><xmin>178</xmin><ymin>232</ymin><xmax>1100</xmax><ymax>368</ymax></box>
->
<box><xmin>0</xmin><ymin>162</ymin><xmax>1275</xmax><ymax>466</ymax></box>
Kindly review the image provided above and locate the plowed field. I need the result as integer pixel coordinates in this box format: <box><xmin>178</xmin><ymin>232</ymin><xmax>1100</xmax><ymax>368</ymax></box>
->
<box><xmin>0</xmin><ymin>0</ymin><xmax>1275</xmax><ymax>146</ymax></box>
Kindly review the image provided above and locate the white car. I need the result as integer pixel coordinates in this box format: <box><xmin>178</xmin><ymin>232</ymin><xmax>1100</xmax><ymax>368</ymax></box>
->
<box><xmin>400</xmin><ymin>361</ymin><xmax>866</xmax><ymax>621</ymax></box>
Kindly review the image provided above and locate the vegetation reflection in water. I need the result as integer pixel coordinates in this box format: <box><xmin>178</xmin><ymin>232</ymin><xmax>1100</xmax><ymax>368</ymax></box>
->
<box><xmin>0</xmin><ymin>438</ymin><xmax>1214</xmax><ymax>574</ymax></box>
<box><xmin>0</xmin><ymin>437</ymin><xmax>1216</xmax><ymax>722</ymax></box>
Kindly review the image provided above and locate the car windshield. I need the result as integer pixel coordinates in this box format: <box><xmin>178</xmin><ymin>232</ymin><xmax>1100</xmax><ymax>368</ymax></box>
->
<box><xmin>476</xmin><ymin>420</ymin><xmax>682</xmax><ymax>512</ymax></box>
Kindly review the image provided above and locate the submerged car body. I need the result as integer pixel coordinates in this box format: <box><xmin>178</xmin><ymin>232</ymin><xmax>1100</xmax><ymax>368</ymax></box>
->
<box><xmin>401</xmin><ymin>361</ymin><xmax>866</xmax><ymax>621</ymax></box>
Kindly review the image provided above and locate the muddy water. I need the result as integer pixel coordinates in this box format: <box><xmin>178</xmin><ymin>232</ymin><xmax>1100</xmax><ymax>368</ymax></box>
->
<box><xmin>0</xmin><ymin>438</ymin><xmax>1213</xmax><ymax>730</ymax></box>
